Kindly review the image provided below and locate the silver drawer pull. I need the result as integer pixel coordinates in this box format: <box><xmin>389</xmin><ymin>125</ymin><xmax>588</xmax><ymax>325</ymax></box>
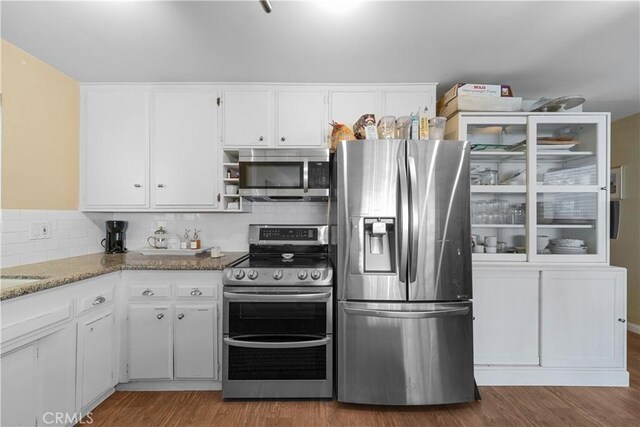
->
<box><xmin>190</xmin><ymin>289</ymin><xmax>203</xmax><ymax>296</ymax></box>
<box><xmin>177</xmin><ymin>313</ymin><xmax>185</xmax><ymax>320</ymax></box>
<box><xmin>224</xmin><ymin>336</ymin><xmax>330</xmax><ymax>349</ymax></box>
<box><xmin>142</xmin><ymin>289</ymin><xmax>154</xmax><ymax>296</ymax></box>
<box><xmin>157</xmin><ymin>313</ymin><xmax>164</xmax><ymax>320</ymax></box>
<box><xmin>92</xmin><ymin>296</ymin><xmax>106</xmax><ymax>305</ymax></box>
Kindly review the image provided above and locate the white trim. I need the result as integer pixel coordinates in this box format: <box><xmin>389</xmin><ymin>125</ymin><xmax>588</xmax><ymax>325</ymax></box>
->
<box><xmin>116</xmin><ymin>380</ymin><xmax>220</xmax><ymax>391</ymax></box>
<box><xmin>475</xmin><ymin>368</ymin><xmax>629</xmax><ymax>387</ymax></box>
<box><xmin>628</xmin><ymin>322</ymin><xmax>640</xmax><ymax>335</ymax></box>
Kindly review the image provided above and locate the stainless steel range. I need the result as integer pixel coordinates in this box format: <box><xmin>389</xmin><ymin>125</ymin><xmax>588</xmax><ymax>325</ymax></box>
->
<box><xmin>222</xmin><ymin>224</ymin><xmax>333</xmax><ymax>399</ymax></box>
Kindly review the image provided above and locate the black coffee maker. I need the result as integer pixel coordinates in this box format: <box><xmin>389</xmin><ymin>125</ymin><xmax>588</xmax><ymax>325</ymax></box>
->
<box><xmin>102</xmin><ymin>221</ymin><xmax>128</xmax><ymax>254</ymax></box>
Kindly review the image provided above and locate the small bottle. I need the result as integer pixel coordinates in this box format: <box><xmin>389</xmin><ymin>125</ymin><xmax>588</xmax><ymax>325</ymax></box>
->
<box><xmin>226</xmin><ymin>169</ymin><xmax>231</xmax><ymax>179</ymax></box>
<box><xmin>181</xmin><ymin>229</ymin><xmax>190</xmax><ymax>249</ymax></box>
<box><xmin>191</xmin><ymin>229</ymin><xmax>201</xmax><ymax>249</ymax></box>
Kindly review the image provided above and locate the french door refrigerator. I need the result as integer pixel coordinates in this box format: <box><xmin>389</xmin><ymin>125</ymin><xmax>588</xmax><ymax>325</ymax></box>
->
<box><xmin>333</xmin><ymin>139</ymin><xmax>475</xmax><ymax>405</ymax></box>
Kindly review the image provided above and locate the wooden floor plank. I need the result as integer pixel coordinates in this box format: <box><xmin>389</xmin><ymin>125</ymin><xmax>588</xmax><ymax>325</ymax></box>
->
<box><xmin>85</xmin><ymin>332</ymin><xmax>640</xmax><ymax>427</ymax></box>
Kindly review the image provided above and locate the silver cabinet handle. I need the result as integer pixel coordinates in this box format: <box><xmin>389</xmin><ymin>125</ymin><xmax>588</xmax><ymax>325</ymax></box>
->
<box><xmin>224</xmin><ymin>336</ymin><xmax>330</xmax><ymax>349</ymax></box>
<box><xmin>92</xmin><ymin>296</ymin><xmax>106</xmax><ymax>305</ymax></box>
<box><xmin>344</xmin><ymin>306</ymin><xmax>469</xmax><ymax>319</ymax></box>
<box><xmin>157</xmin><ymin>313</ymin><xmax>164</xmax><ymax>320</ymax></box>
<box><xmin>177</xmin><ymin>313</ymin><xmax>185</xmax><ymax>320</ymax></box>
<box><xmin>142</xmin><ymin>289</ymin><xmax>154</xmax><ymax>296</ymax></box>
<box><xmin>223</xmin><ymin>291</ymin><xmax>331</xmax><ymax>302</ymax></box>
<box><xmin>157</xmin><ymin>183</ymin><xmax>165</xmax><ymax>188</ymax></box>
<box><xmin>280</xmin><ymin>137</ymin><xmax>286</xmax><ymax>142</ymax></box>
<box><xmin>618</xmin><ymin>318</ymin><xmax>626</xmax><ymax>323</ymax></box>
<box><xmin>190</xmin><ymin>289</ymin><xmax>203</xmax><ymax>296</ymax></box>
<box><xmin>133</xmin><ymin>183</ymin><xmax>142</xmax><ymax>188</ymax></box>
<box><xmin>259</xmin><ymin>136</ymin><xmax>264</xmax><ymax>141</ymax></box>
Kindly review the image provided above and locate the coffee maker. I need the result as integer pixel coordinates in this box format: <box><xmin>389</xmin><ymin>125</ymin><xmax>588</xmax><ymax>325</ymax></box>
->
<box><xmin>102</xmin><ymin>221</ymin><xmax>128</xmax><ymax>253</ymax></box>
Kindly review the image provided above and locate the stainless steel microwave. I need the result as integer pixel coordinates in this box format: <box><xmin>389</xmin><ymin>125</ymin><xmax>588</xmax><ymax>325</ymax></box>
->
<box><xmin>238</xmin><ymin>149</ymin><xmax>330</xmax><ymax>201</ymax></box>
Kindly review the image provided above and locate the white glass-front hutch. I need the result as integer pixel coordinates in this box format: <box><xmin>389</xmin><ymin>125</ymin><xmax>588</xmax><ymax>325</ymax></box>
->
<box><xmin>445</xmin><ymin>112</ymin><xmax>609</xmax><ymax>263</ymax></box>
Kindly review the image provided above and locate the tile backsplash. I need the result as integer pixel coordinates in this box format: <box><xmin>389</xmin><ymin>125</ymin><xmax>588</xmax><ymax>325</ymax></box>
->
<box><xmin>0</xmin><ymin>203</ymin><xmax>328</xmax><ymax>267</ymax></box>
<box><xmin>0</xmin><ymin>209</ymin><xmax>110</xmax><ymax>268</ymax></box>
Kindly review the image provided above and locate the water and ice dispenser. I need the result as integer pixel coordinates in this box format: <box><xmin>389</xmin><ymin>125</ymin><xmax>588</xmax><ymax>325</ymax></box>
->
<box><xmin>362</xmin><ymin>218</ymin><xmax>396</xmax><ymax>273</ymax></box>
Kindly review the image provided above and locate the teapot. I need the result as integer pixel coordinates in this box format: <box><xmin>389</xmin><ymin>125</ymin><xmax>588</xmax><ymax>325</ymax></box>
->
<box><xmin>148</xmin><ymin>226</ymin><xmax>168</xmax><ymax>249</ymax></box>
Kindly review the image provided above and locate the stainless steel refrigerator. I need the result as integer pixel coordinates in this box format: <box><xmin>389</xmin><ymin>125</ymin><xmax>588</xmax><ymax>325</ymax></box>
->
<box><xmin>332</xmin><ymin>139</ymin><xmax>475</xmax><ymax>405</ymax></box>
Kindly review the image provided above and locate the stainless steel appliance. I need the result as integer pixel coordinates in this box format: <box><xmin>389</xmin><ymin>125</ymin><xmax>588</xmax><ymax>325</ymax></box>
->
<box><xmin>222</xmin><ymin>225</ymin><xmax>333</xmax><ymax>399</ymax></box>
<box><xmin>239</xmin><ymin>149</ymin><xmax>330</xmax><ymax>201</ymax></box>
<box><xmin>333</xmin><ymin>139</ymin><xmax>476</xmax><ymax>405</ymax></box>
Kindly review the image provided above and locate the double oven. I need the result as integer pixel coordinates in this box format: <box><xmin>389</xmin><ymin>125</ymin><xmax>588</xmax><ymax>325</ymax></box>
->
<box><xmin>222</xmin><ymin>225</ymin><xmax>333</xmax><ymax>399</ymax></box>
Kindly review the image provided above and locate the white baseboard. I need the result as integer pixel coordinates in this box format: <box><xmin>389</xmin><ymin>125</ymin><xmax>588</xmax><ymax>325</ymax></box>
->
<box><xmin>628</xmin><ymin>322</ymin><xmax>640</xmax><ymax>335</ymax></box>
<box><xmin>475</xmin><ymin>368</ymin><xmax>629</xmax><ymax>387</ymax></box>
<box><xmin>116</xmin><ymin>380</ymin><xmax>221</xmax><ymax>391</ymax></box>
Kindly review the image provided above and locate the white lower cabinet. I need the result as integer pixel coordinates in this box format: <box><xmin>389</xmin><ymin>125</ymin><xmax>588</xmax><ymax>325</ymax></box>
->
<box><xmin>0</xmin><ymin>325</ymin><xmax>76</xmax><ymax>427</ymax></box>
<box><xmin>129</xmin><ymin>305</ymin><xmax>174</xmax><ymax>380</ymax></box>
<box><xmin>78</xmin><ymin>309</ymin><xmax>115</xmax><ymax>409</ymax></box>
<box><xmin>473</xmin><ymin>270</ymin><xmax>540</xmax><ymax>365</ymax></box>
<box><xmin>174</xmin><ymin>305</ymin><xmax>217</xmax><ymax>379</ymax></box>
<box><xmin>540</xmin><ymin>269</ymin><xmax>626</xmax><ymax>368</ymax></box>
<box><xmin>1</xmin><ymin>343</ymin><xmax>37</xmax><ymax>426</ymax></box>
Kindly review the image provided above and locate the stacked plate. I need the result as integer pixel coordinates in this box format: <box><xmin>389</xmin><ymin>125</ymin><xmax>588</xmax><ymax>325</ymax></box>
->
<box><xmin>549</xmin><ymin>238</ymin><xmax>588</xmax><ymax>254</ymax></box>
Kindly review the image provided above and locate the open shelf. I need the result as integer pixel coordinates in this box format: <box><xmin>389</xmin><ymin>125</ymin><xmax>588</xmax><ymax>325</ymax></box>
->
<box><xmin>537</xmin><ymin>223</ymin><xmax>595</xmax><ymax>229</ymax></box>
<box><xmin>471</xmin><ymin>185</ymin><xmax>526</xmax><ymax>193</ymax></box>
<box><xmin>536</xmin><ymin>185</ymin><xmax>600</xmax><ymax>193</ymax></box>
<box><xmin>472</xmin><ymin>224</ymin><xmax>525</xmax><ymax>228</ymax></box>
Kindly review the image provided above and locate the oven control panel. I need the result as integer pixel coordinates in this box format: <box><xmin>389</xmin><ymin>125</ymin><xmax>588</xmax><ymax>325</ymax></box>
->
<box><xmin>249</xmin><ymin>225</ymin><xmax>329</xmax><ymax>245</ymax></box>
<box><xmin>259</xmin><ymin>228</ymin><xmax>317</xmax><ymax>241</ymax></box>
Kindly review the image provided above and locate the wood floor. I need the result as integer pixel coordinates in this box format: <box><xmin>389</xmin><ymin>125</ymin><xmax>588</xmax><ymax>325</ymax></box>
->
<box><xmin>86</xmin><ymin>332</ymin><xmax>640</xmax><ymax>426</ymax></box>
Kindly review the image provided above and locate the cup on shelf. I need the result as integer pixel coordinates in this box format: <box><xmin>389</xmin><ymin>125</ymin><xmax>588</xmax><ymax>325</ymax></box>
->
<box><xmin>225</xmin><ymin>184</ymin><xmax>239</xmax><ymax>195</ymax></box>
<box><xmin>485</xmin><ymin>236</ymin><xmax>497</xmax><ymax>247</ymax></box>
<box><xmin>473</xmin><ymin>244</ymin><xmax>485</xmax><ymax>254</ymax></box>
<box><xmin>227</xmin><ymin>201</ymin><xmax>239</xmax><ymax>210</ymax></box>
<box><xmin>496</xmin><ymin>241</ymin><xmax>507</xmax><ymax>253</ymax></box>
<box><xmin>485</xmin><ymin>246</ymin><xmax>497</xmax><ymax>254</ymax></box>
<box><xmin>537</xmin><ymin>235</ymin><xmax>550</xmax><ymax>253</ymax></box>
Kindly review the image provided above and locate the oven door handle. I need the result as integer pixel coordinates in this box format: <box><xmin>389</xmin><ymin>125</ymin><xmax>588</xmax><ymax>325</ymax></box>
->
<box><xmin>223</xmin><ymin>336</ymin><xmax>331</xmax><ymax>349</ymax></box>
<box><xmin>223</xmin><ymin>291</ymin><xmax>331</xmax><ymax>301</ymax></box>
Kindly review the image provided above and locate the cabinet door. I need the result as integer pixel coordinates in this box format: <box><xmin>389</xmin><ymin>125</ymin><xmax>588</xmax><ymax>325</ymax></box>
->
<box><xmin>153</xmin><ymin>90</ymin><xmax>220</xmax><ymax>208</ymax></box>
<box><xmin>129</xmin><ymin>305</ymin><xmax>173</xmax><ymax>380</ymax></box>
<box><xmin>383</xmin><ymin>87</ymin><xmax>436</xmax><ymax>118</ymax></box>
<box><xmin>84</xmin><ymin>90</ymin><xmax>149</xmax><ymax>208</ymax></box>
<box><xmin>38</xmin><ymin>325</ymin><xmax>77</xmax><ymax>426</ymax></box>
<box><xmin>540</xmin><ymin>270</ymin><xmax>626</xmax><ymax>368</ymax></box>
<box><xmin>174</xmin><ymin>305</ymin><xmax>217</xmax><ymax>379</ymax></box>
<box><xmin>473</xmin><ymin>270</ymin><xmax>539</xmax><ymax>365</ymax></box>
<box><xmin>78</xmin><ymin>311</ymin><xmax>114</xmax><ymax>408</ymax></box>
<box><xmin>1</xmin><ymin>344</ymin><xmax>37</xmax><ymax>427</ymax></box>
<box><xmin>329</xmin><ymin>89</ymin><xmax>381</xmax><ymax>130</ymax></box>
<box><xmin>222</xmin><ymin>89</ymin><xmax>271</xmax><ymax>147</ymax></box>
<box><xmin>276</xmin><ymin>91</ymin><xmax>326</xmax><ymax>147</ymax></box>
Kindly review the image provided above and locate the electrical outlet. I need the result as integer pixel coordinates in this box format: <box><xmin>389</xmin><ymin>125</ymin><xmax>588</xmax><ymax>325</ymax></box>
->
<box><xmin>30</xmin><ymin>221</ymin><xmax>51</xmax><ymax>240</ymax></box>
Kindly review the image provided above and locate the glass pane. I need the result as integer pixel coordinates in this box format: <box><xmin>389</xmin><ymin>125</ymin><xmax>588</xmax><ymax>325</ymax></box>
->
<box><xmin>536</xmin><ymin>192</ymin><xmax>598</xmax><ymax>255</ymax></box>
<box><xmin>240</xmin><ymin>162</ymin><xmax>303</xmax><ymax>188</ymax></box>
<box><xmin>467</xmin><ymin>122</ymin><xmax>527</xmax><ymax>187</ymax></box>
<box><xmin>471</xmin><ymin>193</ymin><xmax>526</xmax><ymax>256</ymax></box>
<box><xmin>227</xmin><ymin>302</ymin><xmax>326</xmax><ymax>335</ymax></box>
<box><xmin>536</xmin><ymin>122</ymin><xmax>598</xmax><ymax>187</ymax></box>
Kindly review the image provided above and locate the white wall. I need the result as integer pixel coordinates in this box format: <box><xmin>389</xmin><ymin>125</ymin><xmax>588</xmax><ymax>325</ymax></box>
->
<box><xmin>0</xmin><ymin>210</ymin><xmax>109</xmax><ymax>267</ymax></box>
<box><xmin>0</xmin><ymin>203</ymin><xmax>328</xmax><ymax>267</ymax></box>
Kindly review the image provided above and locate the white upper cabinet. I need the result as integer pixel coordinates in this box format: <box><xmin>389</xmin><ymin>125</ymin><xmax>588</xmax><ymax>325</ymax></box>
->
<box><xmin>329</xmin><ymin>89</ymin><xmax>381</xmax><ymax>129</ymax></box>
<box><xmin>383</xmin><ymin>86</ymin><xmax>436</xmax><ymax>118</ymax></box>
<box><xmin>276</xmin><ymin>90</ymin><xmax>326</xmax><ymax>147</ymax></box>
<box><xmin>222</xmin><ymin>89</ymin><xmax>272</xmax><ymax>148</ymax></box>
<box><xmin>83</xmin><ymin>89</ymin><xmax>150</xmax><ymax>209</ymax></box>
<box><xmin>153</xmin><ymin>90</ymin><xmax>219</xmax><ymax>208</ymax></box>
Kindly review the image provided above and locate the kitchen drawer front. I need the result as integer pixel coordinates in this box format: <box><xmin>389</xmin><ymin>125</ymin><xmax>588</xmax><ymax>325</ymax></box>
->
<box><xmin>130</xmin><ymin>284</ymin><xmax>171</xmax><ymax>299</ymax></box>
<box><xmin>78</xmin><ymin>287</ymin><xmax>115</xmax><ymax>315</ymax></box>
<box><xmin>176</xmin><ymin>285</ymin><xmax>217</xmax><ymax>299</ymax></box>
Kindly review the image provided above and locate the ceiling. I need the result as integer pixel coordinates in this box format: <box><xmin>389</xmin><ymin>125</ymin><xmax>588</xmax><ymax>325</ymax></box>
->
<box><xmin>2</xmin><ymin>1</ymin><xmax>639</xmax><ymax>119</ymax></box>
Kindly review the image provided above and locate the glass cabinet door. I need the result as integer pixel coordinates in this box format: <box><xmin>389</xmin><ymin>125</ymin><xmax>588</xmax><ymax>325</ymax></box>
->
<box><xmin>460</xmin><ymin>116</ymin><xmax>528</xmax><ymax>261</ymax></box>
<box><xmin>527</xmin><ymin>115</ymin><xmax>607</xmax><ymax>262</ymax></box>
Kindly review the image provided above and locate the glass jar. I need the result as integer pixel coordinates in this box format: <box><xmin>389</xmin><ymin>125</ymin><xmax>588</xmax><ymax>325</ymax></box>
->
<box><xmin>480</xmin><ymin>169</ymin><xmax>498</xmax><ymax>185</ymax></box>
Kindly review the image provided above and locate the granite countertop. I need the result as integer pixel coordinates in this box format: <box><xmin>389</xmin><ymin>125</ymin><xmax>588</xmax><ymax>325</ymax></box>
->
<box><xmin>0</xmin><ymin>251</ymin><xmax>247</xmax><ymax>301</ymax></box>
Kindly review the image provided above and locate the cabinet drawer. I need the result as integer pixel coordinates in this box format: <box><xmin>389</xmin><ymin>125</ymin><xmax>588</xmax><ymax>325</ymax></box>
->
<box><xmin>78</xmin><ymin>288</ymin><xmax>114</xmax><ymax>315</ymax></box>
<box><xmin>176</xmin><ymin>285</ymin><xmax>217</xmax><ymax>299</ymax></box>
<box><xmin>130</xmin><ymin>284</ymin><xmax>171</xmax><ymax>299</ymax></box>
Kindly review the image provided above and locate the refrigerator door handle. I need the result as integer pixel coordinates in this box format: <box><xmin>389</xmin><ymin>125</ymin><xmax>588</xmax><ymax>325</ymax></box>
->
<box><xmin>397</xmin><ymin>156</ymin><xmax>409</xmax><ymax>285</ymax></box>
<box><xmin>343</xmin><ymin>306</ymin><xmax>469</xmax><ymax>319</ymax></box>
<box><xmin>407</xmin><ymin>155</ymin><xmax>419</xmax><ymax>284</ymax></box>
